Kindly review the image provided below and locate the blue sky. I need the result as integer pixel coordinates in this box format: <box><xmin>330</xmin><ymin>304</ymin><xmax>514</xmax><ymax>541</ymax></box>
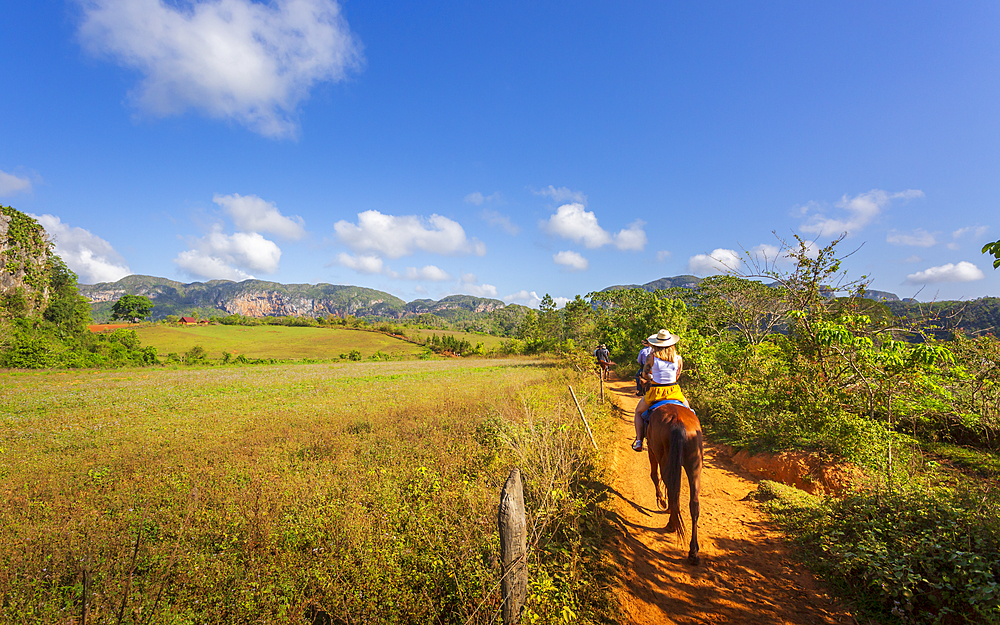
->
<box><xmin>2</xmin><ymin>1</ymin><xmax>998</xmax><ymax>307</ymax></box>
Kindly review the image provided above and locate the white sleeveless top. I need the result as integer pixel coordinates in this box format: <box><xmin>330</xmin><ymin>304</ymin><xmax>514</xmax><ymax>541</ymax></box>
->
<box><xmin>649</xmin><ymin>357</ymin><xmax>680</xmax><ymax>384</ymax></box>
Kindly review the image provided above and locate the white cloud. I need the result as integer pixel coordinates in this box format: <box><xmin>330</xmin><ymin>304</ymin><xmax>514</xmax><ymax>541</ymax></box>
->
<box><xmin>31</xmin><ymin>214</ymin><xmax>132</xmax><ymax>284</ymax></box>
<box><xmin>541</xmin><ymin>203</ymin><xmax>609</xmax><ymax>248</ymax></box>
<box><xmin>949</xmin><ymin>225</ymin><xmax>990</xmax><ymax>248</ymax></box>
<box><xmin>903</xmin><ymin>255</ymin><xmax>922</xmax><ymax>263</ymax></box>
<box><xmin>951</xmin><ymin>226</ymin><xmax>990</xmax><ymax>239</ymax></box>
<box><xmin>687</xmin><ymin>248</ymin><xmax>741</xmax><ymax>275</ymax></box>
<box><xmin>904</xmin><ymin>261</ymin><xmax>985</xmax><ymax>285</ymax></box>
<box><xmin>77</xmin><ymin>0</ymin><xmax>363</xmax><ymax>139</ymax></box>
<box><xmin>540</xmin><ymin>204</ymin><xmax>647</xmax><ymax>252</ymax></box>
<box><xmin>0</xmin><ymin>170</ymin><xmax>32</xmax><ymax>196</ymax></box>
<box><xmin>614</xmin><ymin>220</ymin><xmax>647</xmax><ymax>251</ymax></box>
<box><xmin>174</xmin><ymin>227</ymin><xmax>281</xmax><ymax>279</ymax></box>
<box><xmin>887</xmin><ymin>228</ymin><xmax>936</xmax><ymax>247</ymax></box>
<box><xmin>413</xmin><ymin>285</ymin><xmax>427</xmax><ymax>294</ymax></box>
<box><xmin>404</xmin><ymin>265</ymin><xmax>451</xmax><ymax>281</ymax></box>
<box><xmin>553</xmin><ymin>250</ymin><xmax>588</xmax><ymax>271</ymax></box>
<box><xmin>749</xmin><ymin>243</ymin><xmax>783</xmax><ymax>263</ymax></box>
<box><xmin>503</xmin><ymin>290</ymin><xmax>570</xmax><ymax>309</ymax></box>
<box><xmin>457</xmin><ymin>273</ymin><xmax>498</xmax><ymax>298</ymax></box>
<box><xmin>174</xmin><ymin>250</ymin><xmax>254</xmax><ymax>281</ymax></box>
<box><xmin>335</xmin><ymin>252</ymin><xmax>392</xmax><ymax>276</ymax></box>
<box><xmin>461</xmin><ymin>283</ymin><xmax>499</xmax><ymax>297</ymax></box>
<box><xmin>480</xmin><ymin>209</ymin><xmax>520</xmax><ymax>235</ymax></box>
<box><xmin>656</xmin><ymin>250</ymin><xmax>672</xmax><ymax>261</ymax></box>
<box><xmin>535</xmin><ymin>185</ymin><xmax>587</xmax><ymax>205</ymax></box>
<box><xmin>334</xmin><ymin>210</ymin><xmax>485</xmax><ymax>258</ymax></box>
<box><xmin>213</xmin><ymin>193</ymin><xmax>306</xmax><ymax>240</ymax></box>
<box><xmin>751</xmin><ymin>241</ymin><xmax>819</xmax><ymax>266</ymax></box>
<box><xmin>464</xmin><ymin>191</ymin><xmax>500</xmax><ymax>206</ymax></box>
<box><xmin>503</xmin><ymin>290</ymin><xmax>542</xmax><ymax>308</ymax></box>
<box><xmin>799</xmin><ymin>189</ymin><xmax>924</xmax><ymax>237</ymax></box>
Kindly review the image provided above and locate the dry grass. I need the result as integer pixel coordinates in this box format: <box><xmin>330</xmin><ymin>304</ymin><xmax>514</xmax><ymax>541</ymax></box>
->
<box><xmin>0</xmin><ymin>358</ymin><xmax>615</xmax><ymax>623</ymax></box>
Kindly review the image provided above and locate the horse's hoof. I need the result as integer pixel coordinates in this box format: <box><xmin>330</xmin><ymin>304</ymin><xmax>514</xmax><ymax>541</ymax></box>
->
<box><xmin>687</xmin><ymin>554</ymin><xmax>700</xmax><ymax>566</ymax></box>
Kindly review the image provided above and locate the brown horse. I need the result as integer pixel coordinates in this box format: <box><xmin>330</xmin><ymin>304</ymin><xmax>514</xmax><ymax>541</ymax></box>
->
<box><xmin>646</xmin><ymin>402</ymin><xmax>704</xmax><ymax>564</ymax></box>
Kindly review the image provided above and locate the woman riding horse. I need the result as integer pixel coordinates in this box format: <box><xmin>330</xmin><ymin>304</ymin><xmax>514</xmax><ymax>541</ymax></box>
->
<box><xmin>633</xmin><ymin>329</ymin><xmax>689</xmax><ymax>452</ymax></box>
<box><xmin>635</xmin><ymin>329</ymin><xmax>704</xmax><ymax>565</ymax></box>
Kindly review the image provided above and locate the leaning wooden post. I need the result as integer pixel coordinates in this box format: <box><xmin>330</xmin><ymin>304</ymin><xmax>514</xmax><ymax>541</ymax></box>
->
<box><xmin>600</xmin><ymin>377</ymin><xmax>605</xmax><ymax>403</ymax></box>
<box><xmin>498</xmin><ymin>467</ymin><xmax>527</xmax><ymax>624</ymax></box>
<box><xmin>569</xmin><ymin>385</ymin><xmax>599</xmax><ymax>451</ymax></box>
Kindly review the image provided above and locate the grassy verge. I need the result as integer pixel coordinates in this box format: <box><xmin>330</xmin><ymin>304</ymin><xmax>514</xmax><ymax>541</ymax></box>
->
<box><xmin>0</xmin><ymin>359</ymin><xmax>617</xmax><ymax>623</ymax></box>
<box><xmin>753</xmin><ymin>479</ymin><xmax>1000</xmax><ymax>624</ymax></box>
<box><xmin>921</xmin><ymin>442</ymin><xmax>1000</xmax><ymax>478</ymax></box>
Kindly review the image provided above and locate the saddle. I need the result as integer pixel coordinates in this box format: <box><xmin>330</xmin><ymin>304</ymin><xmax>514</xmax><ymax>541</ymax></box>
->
<box><xmin>641</xmin><ymin>399</ymin><xmax>686</xmax><ymax>423</ymax></box>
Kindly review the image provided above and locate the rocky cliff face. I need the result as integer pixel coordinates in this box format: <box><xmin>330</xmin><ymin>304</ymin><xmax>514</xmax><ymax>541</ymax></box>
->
<box><xmin>403</xmin><ymin>295</ymin><xmax>505</xmax><ymax>316</ymax></box>
<box><xmin>1</xmin><ymin>206</ymin><xmax>51</xmax><ymax>316</ymax></box>
<box><xmin>218</xmin><ymin>290</ymin><xmax>393</xmax><ymax>318</ymax></box>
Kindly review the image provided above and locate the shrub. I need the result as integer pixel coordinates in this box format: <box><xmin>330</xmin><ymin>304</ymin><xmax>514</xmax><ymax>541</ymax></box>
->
<box><xmin>760</xmin><ymin>480</ymin><xmax>1000</xmax><ymax>624</ymax></box>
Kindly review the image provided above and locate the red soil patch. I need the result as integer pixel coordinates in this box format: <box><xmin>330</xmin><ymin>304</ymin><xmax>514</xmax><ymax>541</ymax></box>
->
<box><xmin>87</xmin><ymin>324</ymin><xmax>134</xmax><ymax>332</ymax></box>
<box><xmin>716</xmin><ymin>446</ymin><xmax>863</xmax><ymax>497</ymax></box>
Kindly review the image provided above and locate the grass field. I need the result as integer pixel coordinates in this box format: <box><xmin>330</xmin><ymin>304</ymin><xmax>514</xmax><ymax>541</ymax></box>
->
<box><xmin>0</xmin><ymin>358</ymin><xmax>615</xmax><ymax>623</ymax></box>
<box><xmin>117</xmin><ymin>325</ymin><xmax>429</xmax><ymax>361</ymax></box>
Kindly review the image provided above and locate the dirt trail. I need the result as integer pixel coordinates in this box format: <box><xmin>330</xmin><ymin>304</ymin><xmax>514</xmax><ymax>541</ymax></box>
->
<box><xmin>603</xmin><ymin>379</ymin><xmax>857</xmax><ymax>624</ymax></box>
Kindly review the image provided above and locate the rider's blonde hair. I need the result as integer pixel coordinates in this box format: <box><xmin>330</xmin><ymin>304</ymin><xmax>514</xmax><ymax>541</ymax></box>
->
<box><xmin>652</xmin><ymin>344</ymin><xmax>678</xmax><ymax>363</ymax></box>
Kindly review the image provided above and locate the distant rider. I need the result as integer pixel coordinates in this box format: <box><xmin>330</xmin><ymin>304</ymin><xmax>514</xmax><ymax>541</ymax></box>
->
<box><xmin>594</xmin><ymin>344</ymin><xmax>612</xmax><ymax>380</ymax></box>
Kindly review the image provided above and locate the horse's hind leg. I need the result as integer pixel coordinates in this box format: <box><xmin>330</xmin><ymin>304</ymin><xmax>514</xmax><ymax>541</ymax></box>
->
<box><xmin>649</xmin><ymin>448</ymin><xmax>666</xmax><ymax>509</ymax></box>
<box><xmin>685</xmin><ymin>451</ymin><xmax>702</xmax><ymax>565</ymax></box>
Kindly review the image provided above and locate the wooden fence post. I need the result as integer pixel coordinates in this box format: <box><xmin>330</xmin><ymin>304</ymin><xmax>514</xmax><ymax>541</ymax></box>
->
<box><xmin>569</xmin><ymin>385</ymin><xmax>599</xmax><ymax>451</ymax></box>
<box><xmin>498</xmin><ymin>467</ymin><xmax>527</xmax><ymax>624</ymax></box>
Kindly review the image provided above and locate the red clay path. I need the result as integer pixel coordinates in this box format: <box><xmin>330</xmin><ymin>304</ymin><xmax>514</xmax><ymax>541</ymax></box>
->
<box><xmin>604</xmin><ymin>379</ymin><xmax>857</xmax><ymax>624</ymax></box>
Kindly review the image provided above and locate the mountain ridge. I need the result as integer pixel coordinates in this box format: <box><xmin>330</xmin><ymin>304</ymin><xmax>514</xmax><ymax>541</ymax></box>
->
<box><xmin>601</xmin><ymin>275</ymin><xmax>903</xmax><ymax>302</ymax></box>
<box><xmin>79</xmin><ymin>275</ymin><xmax>508</xmax><ymax>322</ymax></box>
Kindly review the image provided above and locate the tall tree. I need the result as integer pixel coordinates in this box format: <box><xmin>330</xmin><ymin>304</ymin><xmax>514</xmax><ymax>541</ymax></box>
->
<box><xmin>43</xmin><ymin>255</ymin><xmax>91</xmax><ymax>335</ymax></box>
<box><xmin>111</xmin><ymin>294</ymin><xmax>153</xmax><ymax>323</ymax></box>
<box><xmin>538</xmin><ymin>294</ymin><xmax>562</xmax><ymax>341</ymax></box>
<box><xmin>589</xmin><ymin>288</ymin><xmax>688</xmax><ymax>363</ymax></box>
<box><xmin>562</xmin><ymin>295</ymin><xmax>594</xmax><ymax>343</ymax></box>
<box><xmin>689</xmin><ymin>275</ymin><xmax>788</xmax><ymax>345</ymax></box>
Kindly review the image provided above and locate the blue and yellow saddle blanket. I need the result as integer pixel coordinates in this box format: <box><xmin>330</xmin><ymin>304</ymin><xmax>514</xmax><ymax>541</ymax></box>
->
<box><xmin>641</xmin><ymin>399</ymin><xmax>686</xmax><ymax>423</ymax></box>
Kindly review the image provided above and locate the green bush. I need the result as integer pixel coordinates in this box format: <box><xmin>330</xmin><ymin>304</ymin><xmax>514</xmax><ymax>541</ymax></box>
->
<box><xmin>1</xmin><ymin>329</ymin><xmax>56</xmax><ymax>368</ymax></box>
<box><xmin>760</xmin><ymin>480</ymin><xmax>1000</xmax><ymax>624</ymax></box>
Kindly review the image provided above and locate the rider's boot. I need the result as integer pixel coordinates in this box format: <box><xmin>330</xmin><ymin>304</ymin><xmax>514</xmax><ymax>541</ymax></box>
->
<box><xmin>632</xmin><ymin>420</ymin><xmax>646</xmax><ymax>452</ymax></box>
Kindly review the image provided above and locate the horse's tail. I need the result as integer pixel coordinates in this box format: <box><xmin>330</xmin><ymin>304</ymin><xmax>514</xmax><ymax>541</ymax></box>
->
<box><xmin>664</xmin><ymin>424</ymin><xmax>687</xmax><ymax>540</ymax></box>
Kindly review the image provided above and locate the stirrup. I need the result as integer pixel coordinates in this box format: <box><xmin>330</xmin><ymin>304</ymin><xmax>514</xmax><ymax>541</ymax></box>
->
<box><xmin>632</xmin><ymin>439</ymin><xmax>643</xmax><ymax>452</ymax></box>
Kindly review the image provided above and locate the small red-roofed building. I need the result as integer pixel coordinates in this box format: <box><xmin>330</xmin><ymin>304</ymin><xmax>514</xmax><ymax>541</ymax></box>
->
<box><xmin>179</xmin><ymin>316</ymin><xmax>197</xmax><ymax>325</ymax></box>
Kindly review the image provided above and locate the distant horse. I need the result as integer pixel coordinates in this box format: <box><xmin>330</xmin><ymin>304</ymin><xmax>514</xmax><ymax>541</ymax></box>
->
<box><xmin>597</xmin><ymin>359</ymin><xmax>614</xmax><ymax>380</ymax></box>
<box><xmin>646</xmin><ymin>401</ymin><xmax>704</xmax><ymax>564</ymax></box>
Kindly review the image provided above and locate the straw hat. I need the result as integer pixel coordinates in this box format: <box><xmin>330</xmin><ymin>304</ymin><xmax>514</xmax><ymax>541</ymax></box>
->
<box><xmin>647</xmin><ymin>329</ymin><xmax>679</xmax><ymax>347</ymax></box>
